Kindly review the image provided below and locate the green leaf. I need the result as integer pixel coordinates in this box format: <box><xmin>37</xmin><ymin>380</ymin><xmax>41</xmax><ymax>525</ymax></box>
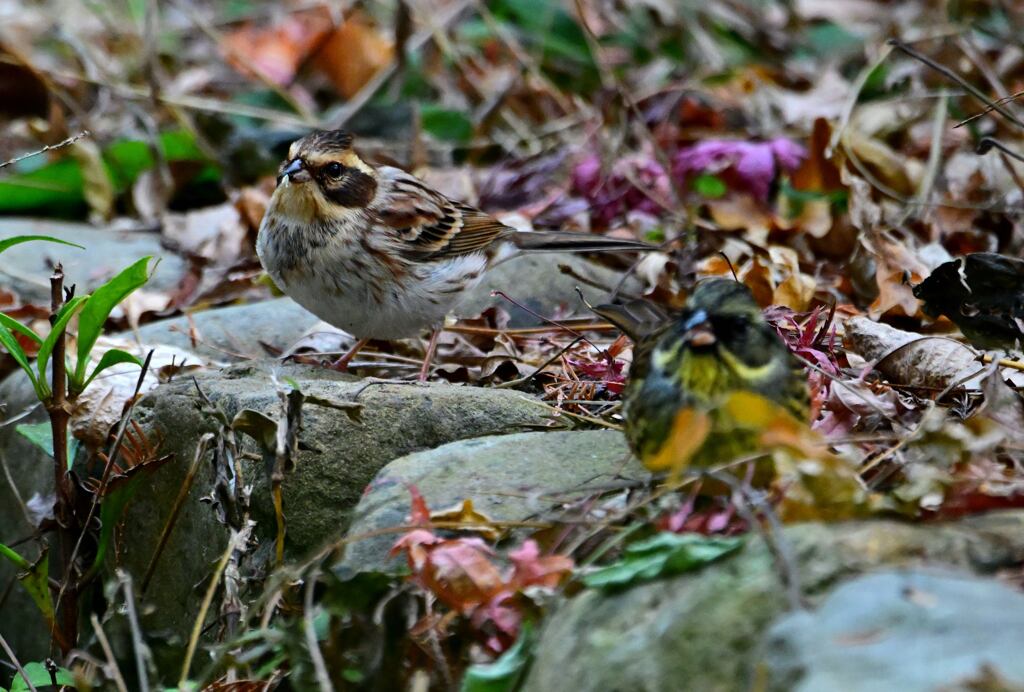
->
<box><xmin>644</xmin><ymin>228</ymin><xmax>666</xmax><ymax>243</ymax></box>
<box><xmin>0</xmin><ymin>320</ymin><xmax>39</xmax><ymax>396</ymax></box>
<box><xmin>0</xmin><ymin>235</ymin><xmax>84</xmax><ymax>256</ymax></box>
<box><xmin>16</xmin><ymin>422</ymin><xmax>55</xmax><ymax>457</ymax></box>
<box><xmin>78</xmin><ymin>347</ymin><xmax>142</xmax><ymax>394</ymax></box>
<box><xmin>0</xmin><ymin>313</ymin><xmax>42</xmax><ymax>344</ymax></box>
<box><xmin>73</xmin><ymin>256</ymin><xmax>151</xmax><ymax>385</ymax></box>
<box><xmin>693</xmin><ymin>173</ymin><xmax>727</xmax><ymax>199</ymax></box>
<box><xmin>6</xmin><ymin>549</ymin><xmax>57</xmax><ymax>639</ymax></box>
<box><xmin>582</xmin><ymin>533</ymin><xmax>743</xmax><ymax>590</ymax></box>
<box><xmin>15</xmin><ymin>422</ymin><xmax>77</xmax><ymax>467</ymax></box>
<box><xmin>10</xmin><ymin>660</ymin><xmax>74</xmax><ymax>692</ymax></box>
<box><xmin>461</xmin><ymin>623</ymin><xmax>534</xmax><ymax>692</ymax></box>
<box><xmin>35</xmin><ymin>294</ymin><xmax>89</xmax><ymax>395</ymax></box>
<box><xmin>0</xmin><ymin>130</ymin><xmax>213</xmax><ymax>214</ymax></box>
<box><xmin>421</xmin><ymin>105</ymin><xmax>474</xmax><ymax>143</ymax></box>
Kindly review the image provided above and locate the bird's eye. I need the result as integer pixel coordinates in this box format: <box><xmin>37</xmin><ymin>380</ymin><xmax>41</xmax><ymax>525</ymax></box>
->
<box><xmin>325</xmin><ymin>162</ymin><xmax>344</xmax><ymax>178</ymax></box>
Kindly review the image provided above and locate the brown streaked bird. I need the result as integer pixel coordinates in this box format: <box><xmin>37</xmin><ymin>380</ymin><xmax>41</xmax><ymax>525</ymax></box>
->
<box><xmin>256</xmin><ymin>129</ymin><xmax>656</xmax><ymax>379</ymax></box>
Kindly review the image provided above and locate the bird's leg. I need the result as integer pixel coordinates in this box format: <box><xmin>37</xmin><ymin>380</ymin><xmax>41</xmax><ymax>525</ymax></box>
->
<box><xmin>418</xmin><ymin>329</ymin><xmax>442</xmax><ymax>382</ymax></box>
<box><xmin>329</xmin><ymin>337</ymin><xmax>371</xmax><ymax>372</ymax></box>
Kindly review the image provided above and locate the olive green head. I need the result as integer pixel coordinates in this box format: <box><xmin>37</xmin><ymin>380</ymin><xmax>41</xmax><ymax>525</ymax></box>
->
<box><xmin>668</xmin><ymin>279</ymin><xmax>766</xmax><ymax>358</ymax></box>
<box><xmin>614</xmin><ymin>279</ymin><xmax>810</xmax><ymax>467</ymax></box>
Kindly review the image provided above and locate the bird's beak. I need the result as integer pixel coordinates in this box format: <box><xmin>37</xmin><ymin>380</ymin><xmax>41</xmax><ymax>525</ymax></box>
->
<box><xmin>277</xmin><ymin>158</ymin><xmax>311</xmax><ymax>185</ymax></box>
<box><xmin>681</xmin><ymin>309</ymin><xmax>716</xmax><ymax>347</ymax></box>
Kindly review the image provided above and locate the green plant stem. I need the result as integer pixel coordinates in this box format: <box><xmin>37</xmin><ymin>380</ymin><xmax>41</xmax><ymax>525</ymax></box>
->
<box><xmin>47</xmin><ymin>264</ymin><xmax>77</xmax><ymax>656</ymax></box>
<box><xmin>0</xmin><ymin>542</ymin><xmax>32</xmax><ymax>570</ymax></box>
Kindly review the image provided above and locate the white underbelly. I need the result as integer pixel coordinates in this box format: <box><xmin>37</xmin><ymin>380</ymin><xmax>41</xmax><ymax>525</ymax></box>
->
<box><xmin>274</xmin><ymin>253</ymin><xmax>488</xmax><ymax>340</ymax></box>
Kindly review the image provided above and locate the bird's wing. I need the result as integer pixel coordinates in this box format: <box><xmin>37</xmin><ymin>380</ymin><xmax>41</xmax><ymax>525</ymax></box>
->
<box><xmin>371</xmin><ymin>167</ymin><xmax>513</xmax><ymax>261</ymax></box>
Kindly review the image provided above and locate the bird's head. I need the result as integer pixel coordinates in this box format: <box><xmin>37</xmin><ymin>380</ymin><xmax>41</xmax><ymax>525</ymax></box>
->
<box><xmin>269</xmin><ymin>129</ymin><xmax>378</xmax><ymax>224</ymax></box>
<box><xmin>675</xmin><ymin>279</ymin><xmax>763</xmax><ymax>351</ymax></box>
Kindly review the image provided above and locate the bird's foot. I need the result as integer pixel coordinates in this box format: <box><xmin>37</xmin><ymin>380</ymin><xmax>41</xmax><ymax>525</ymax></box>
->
<box><xmin>326</xmin><ymin>337</ymin><xmax>371</xmax><ymax>372</ymax></box>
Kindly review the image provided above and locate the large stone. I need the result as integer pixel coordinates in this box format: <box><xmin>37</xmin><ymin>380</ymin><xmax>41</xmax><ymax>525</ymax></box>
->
<box><xmin>523</xmin><ymin>511</ymin><xmax>1024</xmax><ymax>692</ymax></box>
<box><xmin>0</xmin><ymin>219</ymin><xmax>186</xmax><ymax>303</ymax></box>
<box><xmin>338</xmin><ymin>430</ymin><xmax>648</xmax><ymax>575</ymax></box>
<box><xmin>133</xmin><ymin>298</ymin><xmax>317</xmax><ymax>361</ymax></box>
<box><xmin>114</xmin><ymin>362</ymin><xmax>554</xmax><ymax>648</ymax></box>
<box><xmin>465</xmin><ymin>252</ymin><xmax>643</xmax><ymax>327</ymax></box>
<box><xmin>761</xmin><ymin>569</ymin><xmax>1024</xmax><ymax>691</ymax></box>
<box><xmin>0</xmin><ymin>371</ymin><xmax>52</xmax><ymax>662</ymax></box>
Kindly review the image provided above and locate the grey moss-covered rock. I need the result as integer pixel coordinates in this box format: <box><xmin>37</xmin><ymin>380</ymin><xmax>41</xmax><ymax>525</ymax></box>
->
<box><xmin>337</xmin><ymin>430</ymin><xmax>647</xmax><ymax>575</ymax></box>
<box><xmin>761</xmin><ymin>569</ymin><xmax>1024</xmax><ymax>691</ymax></box>
<box><xmin>522</xmin><ymin>511</ymin><xmax>1024</xmax><ymax>692</ymax></box>
<box><xmin>115</xmin><ymin>362</ymin><xmax>553</xmax><ymax>647</ymax></box>
<box><xmin>0</xmin><ymin>219</ymin><xmax>186</xmax><ymax>303</ymax></box>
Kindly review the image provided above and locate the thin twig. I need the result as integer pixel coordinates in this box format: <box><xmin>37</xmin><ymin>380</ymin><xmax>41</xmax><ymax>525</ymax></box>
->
<box><xmin>117</xmin><ymin>570</ymin><xmax>151</xmax><ymax>692</ymax></box>
<box><xmin>0</xmin><ymin>451</ymin><xmax>33</xmax><ymax>529</ymax></box>
<box><xmin>0</xmin><ymin>632</ymin><xmax>36</xmax><ymax>692</ymax></box>
<box><xmin>977</xmin><ymin>137</ymin><xmax>1024</xmax><ymax>165</ymax></box>
<box><xmin>828</xmin><ymin>43</ymin><xmax>893</xmax><ymax>157</ymax></box>
<box><xmin>170</xmin><ymin>0</ymin><xmax>316</xmax><ymax>124</ymax></box>
<box><xmin>303</xmin><ymin>569</ymin><xmax>334</xmax><ymax>692</ymax></box>
<box><xmin>980</xmin><ymin>354</ymin><xmax>1024</xmax><ymax>372</ymax></box>
<box><xmin>0</xmin><ymin>131</ymin><xmax>90</xmax><ymax>170</ymax></box>
<box><xmin>956</xmin><ymin>90</ymin><xmax>1024</xmax><ymax>128</ymax></box>
<box><xmin>491</xmin><ymin>290</ymin><xmax>602</xmax><ymax>350</ymax></box>
<box><xmin>887</xmin><ymin>39</ymin><xmax>1024</xmax><ymax>130</ymax></box>
<box><xmin>0</xmin><ymin>55</ymin><xmax>310</xmax><ymax>127</ymax></box>
<box><xmin>179</xmin><ymin>524</ymin><xmax>252</xmax><ymax>688</ymax></box>
<box><xmin>142</xmin><ymin>433</ymin><xmax>214</xmax><ymax>594</ymax></box>
<box><xmin>91</xmin><ymin>613</ymin><xmax>129</xmax><ymax>692</ymax></box>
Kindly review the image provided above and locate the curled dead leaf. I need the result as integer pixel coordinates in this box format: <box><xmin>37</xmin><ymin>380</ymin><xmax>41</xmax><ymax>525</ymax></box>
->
<box><xmin>429</xmin><ymin>499</ymin><xmax>501</xmax><ymax>541</ymax></box>
<box><xmin>844</xmin><ymin>317</ymin><xmax>985</xmax><ymax>390</ymax></box>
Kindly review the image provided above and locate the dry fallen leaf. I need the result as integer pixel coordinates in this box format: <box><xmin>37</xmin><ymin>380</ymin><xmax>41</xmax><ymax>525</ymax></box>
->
<box><xmin>315</xmin><ymin>12</ymin><xmax>395</xmax><ymax>98</ymax></box>
<box><xmin>429</xmin><ymin>499</ymin><xmax>501</xmax><ymax>541</ymax></box>
<box><xmin>222</xmin><ymin>9</ymin><xmax>332</xmax><ymax>86</ymax></box>
<box><xmin>162</xmin><ymin>203</ymin><xmax>252</xmax><ymax>264</ymax></box>
<box><xmin>70</xmin><ymin>339</ymin><xmax>212</xmax><ymax>451</ymax></box>
<box><xmin>71</xmin><ymin>139</ymin><xmax>114</xmax><ymax>221</ymax></box>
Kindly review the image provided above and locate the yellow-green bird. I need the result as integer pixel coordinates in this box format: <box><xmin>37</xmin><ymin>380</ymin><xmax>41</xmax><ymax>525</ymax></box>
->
<box><xmin>595</xmin><ymin>279</ymin><xmax>810</xmax><ymax>475</ymax></box>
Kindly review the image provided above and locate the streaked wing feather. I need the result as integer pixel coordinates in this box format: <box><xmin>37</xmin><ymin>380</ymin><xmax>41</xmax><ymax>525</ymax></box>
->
<box><xmin>374</xmin><ymin>168</ymin><xmax>510</xmax><ymax>260</ymax></box>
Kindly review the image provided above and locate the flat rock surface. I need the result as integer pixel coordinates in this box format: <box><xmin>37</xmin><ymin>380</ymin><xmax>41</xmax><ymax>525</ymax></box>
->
<box><xmin>761</xmin><ymin>569</ymin><xmax>1024</xmax><ymax>691</ymax></box>
<box><xmin>523</xmin><ymin>511</ymin><xmax>1024</xmax><ymax>692</ymax></box>
<box><xmin>0</xmin><ymin>219</ymin><xmax>186</xmax><ymax>303</ymax></box>
<box><xmin>338</xmin><ymin>430</ymin><xmax>647</xmax><ymax>575</ymax></box>
<box><xmin>133</xmin><ymin>297</ymin><xmax>318</xmax><ymax>361</ymax></box>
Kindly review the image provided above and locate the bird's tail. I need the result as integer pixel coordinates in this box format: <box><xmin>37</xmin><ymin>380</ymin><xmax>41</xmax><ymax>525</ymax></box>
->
<box><xmin>509</xmin><ymin>230</ymin><xmax>658</xmax><ymax>254</ymax></box>
<box><xmin>590</xmin><ymin>300</ymin><xmax>668</xmax><ymax>341</ymax></box>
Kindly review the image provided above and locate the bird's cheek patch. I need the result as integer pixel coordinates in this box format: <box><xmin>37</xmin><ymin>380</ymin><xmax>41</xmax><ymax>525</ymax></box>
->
<box><xmin>323</xmin><ymin>170</ymin><xmax>378</xmax><ymax>208</ymax></box>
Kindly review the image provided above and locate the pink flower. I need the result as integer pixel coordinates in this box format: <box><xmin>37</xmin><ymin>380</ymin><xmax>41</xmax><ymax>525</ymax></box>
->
<box><xmin>571</xmin><ymin>153</ymin><xmax>671</xmax><ymax>226</ymax></box>
<box><xmin>673</xmin><ymin>138</ymin><xmax>806</xmax><ymax>201</ymax></box>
